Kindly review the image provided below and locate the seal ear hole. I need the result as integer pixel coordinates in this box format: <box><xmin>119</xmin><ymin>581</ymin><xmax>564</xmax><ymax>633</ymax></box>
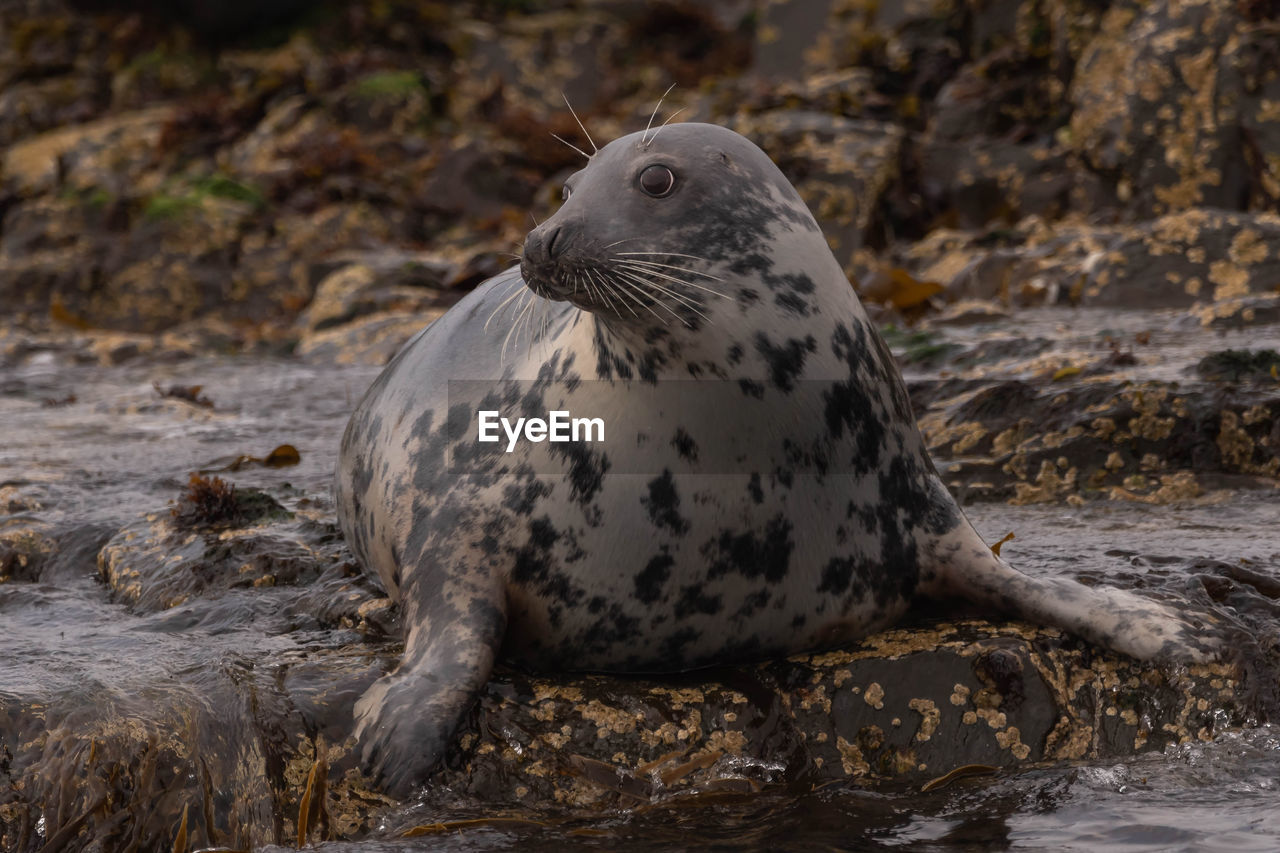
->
<box><xmin>639</xmin><ymin>164</ymin><xmax>676</xmax><ymax>197</ymax></box>
<box><xmin>718</xmin><ymin>152</ymin><xmax>731</xmax><ymax>165</ymax></box>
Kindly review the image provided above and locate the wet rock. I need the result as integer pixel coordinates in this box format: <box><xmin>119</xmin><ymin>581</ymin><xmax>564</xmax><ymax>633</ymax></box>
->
<box><xmin>896</xmin><ymin>209</ymin><xmax>1280</xmax><ymax>315</ymax></box>
<box><xmin>297</xmin><ymin>250</ymin><xmax>456</xmax><ymax>335</ymax></box>
<box><xmin>1076</xmin><ymin>209</ymin><xmax>1280</xmax><ymax>309</ymax></box>
<box><xmin>91</xmin><ymin>492</ymin><xmax>389</xmax><ymax>618</ymax></box>
<box><xmin>0</xmin><ymin>634</ymin><xmax>387</xmax><ymax>852</ymax></box>
<box><xmin>293</xmin><ymin>245</ymin><xmax>515</xmax><ymax>366</ymax></box>
<box><xmin>0</xmin><ymin>106</ymin><xmax>173</xmax><ymax>197</ymax></box>
<box><xmin>331</xmin><ymin>68</ymin><xmax>442</xmax><ymax>135</ymax></box>
<box><xmin>917</xmin><ymin>380</ymin><xmax>1280</xmax><ymax>503</ymax></box>
<box><xmin>296</xmin><ymin>311</ymin><xmax>441</xmax><ymax>366</ymax></box>
<box><xmin>0</xmin><ymin>74</ymin><xmax>105</xmax><ymax>148</ymax></box>
<box><xmin>1220</xmin><ymin>25</ymin><xmax>1280</xmax><ymax>207</ymax></box>
<box><xmin>749</xmin><ymin>0</ymin><xmax>838</xmax><ymax>81</ymax></box>
<box><xmin>1197</xmin><ymin>349</ymin><xmax>1280</xmax><ymax>382</ymax></box>
<box><xmin>899</xmin><ymin>216</ymin><xmax>1123</xmax><ymax>307</ymax></box>
<box><xmin>0</xmin><ymin>585</ymin><xmax>1253</xmax><ymax>851</ymax></box>
<box><xmin>1068</xmin><ymin>0</ymin><xmax>1272</xmax><ymax>216</ymax></box>
<box><xmin>0</xmin><ymin>527</ymin><xmax>55</xmax><ymax>584</ymax></box>
<box><xmin>917</xmin><ymin>139</ymin><xmax>1095</xmax><ymax>231</ymax></box>
<box><xmin>927</xmin><ymin>300</ymin><xmax>1011</xmax><ymax>327</ymax></box>
<box><xmin>1193</xmin><ymin>294</ymin><xmax>1280</xmax><ymax>330</ymax></box>
<box><xmin>216</xmin><ymin>37</ymin><xmax>327</xmax><ymax>108</ymax></box>
<box><xmin>754</xmin><ymin>0</ymin><xmax>965</xmax><ymax>114</ymax></box>
<box><xmin>431</xmin><ymin>622</ymin><xmax>1246</xmax><ymax>810</ymax></box>
<box><xmin>930</xmin><ymin>50</ymin><xmax>1055</xmax><ymax>143</ymax></box>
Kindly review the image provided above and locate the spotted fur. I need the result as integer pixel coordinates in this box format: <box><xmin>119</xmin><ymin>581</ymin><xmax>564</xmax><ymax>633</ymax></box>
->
<box><xmin>335</xmin><ymin>123</ymin><xmax>1220</xmax><ymax>796</ymax></box>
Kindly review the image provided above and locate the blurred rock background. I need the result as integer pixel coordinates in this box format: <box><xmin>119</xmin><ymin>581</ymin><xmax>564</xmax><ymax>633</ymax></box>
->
<box><xmin>3</xmin><ymin>0</ymin><xmax>1278</xmax><ymax>366</ymax></box>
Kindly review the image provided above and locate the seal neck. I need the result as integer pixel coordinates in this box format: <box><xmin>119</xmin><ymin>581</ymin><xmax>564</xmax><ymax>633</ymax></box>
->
<box><xmin>581</xmin><ymin>311</ymin><xmax>737</xmax><ymax>382</ymax></box>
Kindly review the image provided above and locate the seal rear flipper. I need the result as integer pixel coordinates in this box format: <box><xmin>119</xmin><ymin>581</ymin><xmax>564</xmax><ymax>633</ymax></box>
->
<box><xmin>353</xmin><ymin>592</ymin><xmax>507</xmax><ymax>798</ymax></box>
<box><xmin>920</xmin><ymin>527</ymin><xmax>1222</xmax><ymax>663</ymax></box>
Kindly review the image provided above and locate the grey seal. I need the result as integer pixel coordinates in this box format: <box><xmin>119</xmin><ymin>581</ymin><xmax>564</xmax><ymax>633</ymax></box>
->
<box><xmin>335</xmin><ymin>121</ymin><xmax>1220</xmax><ymax>795</ymax></box>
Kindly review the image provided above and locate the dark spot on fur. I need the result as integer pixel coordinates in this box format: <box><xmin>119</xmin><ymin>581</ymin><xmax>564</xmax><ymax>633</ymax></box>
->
<box><xmin>823</xmin><ymin>379</ymin><xmax>885</xmax><ymax>474</ymax></box>
<box><xmin>549</xmin><ymin>441</ymin><xmax>610</xmax><ymax>511</ymax></box>
<box><xmin>754</xmin><ymin>333</ymin><xmax>816</xmax><ymax>392</ymax></box>
<box><xmin>642</xmin><ymin>470</ymin><xmax>689</xmax><ymax>535</ymax></box>
<box><xmin>635</xmin><ymin>552</ymin><xmax>675</xmax><ymax>604</ymax></box>
<box><xmin>703</xmin><ymin>515</ymin><xmax>793</xmax><ymax>584</ymax></box>
<box><xmin>672</xmin><ymin>428</ymin><xmax>699</xmax><ymax>462</ymax></box>
<box><xmin>658</xmin><ymin>627</ymin><xmax>699</xmax><ymax>660</ymax></box>
<box><xmin>581</xmin><ymin>605</ymin><xmax>642</xmax><ymax>655</ymax></box>
<box><xmin>818</xmin><ymin>557</ymin><xmax>858</xmax><ymax>595</ymax></box>
<box><xmin>734</xmin><ymin>588</ymin><xmax>770</xmax><ymax>620</ymax></box>
<box><xmin>774</xmin><ymin>291</ymin><xmax>811</xmax><ymax>315</ymax></box>
<box><xmin>675</xmin><ymin>585</ymin><xmax>722</xmax><ymax>619</ymax></box>
<box><xmin>501</xmin><ymin>479</ymin><xmax>551</xmax><ymax>516</ymax></box>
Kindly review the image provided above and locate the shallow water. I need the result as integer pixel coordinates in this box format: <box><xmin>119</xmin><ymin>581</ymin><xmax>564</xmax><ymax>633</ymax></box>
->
<box><xmin>2</xmin><ymin>319</ymin><xmax>1279</xmax><ymax>851</ymax></box>
<box><xmin>260</xmin><ymin>728</ymin><xmax>1280</xmax><ymax>852</ymax></box>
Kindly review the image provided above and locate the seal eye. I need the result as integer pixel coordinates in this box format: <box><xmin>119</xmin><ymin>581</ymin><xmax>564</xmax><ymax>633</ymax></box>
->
<box><xmin>639</xmin><ymin>165</ymin><xmax>676</xmax><ymax>198</ymax></box>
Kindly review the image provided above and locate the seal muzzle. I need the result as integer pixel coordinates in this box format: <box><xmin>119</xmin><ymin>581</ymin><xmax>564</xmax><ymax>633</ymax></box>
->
<box><xmin>521</xmin><ymin>222</ymin><xmax>572</xmax><ymax>301</ymax></box>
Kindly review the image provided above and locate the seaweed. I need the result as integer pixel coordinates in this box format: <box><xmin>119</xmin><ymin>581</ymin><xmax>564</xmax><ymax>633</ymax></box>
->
<box><xmin>170</xmin><ymin>473</ymin><xmax>288</xmax><ymax>530</ymax></box>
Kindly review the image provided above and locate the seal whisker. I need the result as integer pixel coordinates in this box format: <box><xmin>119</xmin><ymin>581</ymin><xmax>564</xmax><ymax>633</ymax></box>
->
<box><xmin>612</xmin><ymin>267</ymin><xmax>707</xmax><ymax>326</ymax></box>
<box><xmin>585</xmin><ymin>268</ymin><xmax>622</xmax><ymax>315</ymax></box>
<box><xmin>502</xmin><ymin>291</ymin><xmax>535</xmax><ymax>361</ymax></box>
<box><xmin>561</xmin><ymin>92</ymin><xmax>598</xmax><ymax>154</ymax></box>
<box><xmin>550</xmin><ymin>132</ymin><xmax>591</xmax><ymax>161</ymax></box>
<box><xmin>641</xmin><ymin>82</ymin><xmax>678</xmax><ymax>148</ymax></box>
<box><xmin>612</xmin><ymin>267</ymin><xmax>703</xmax><ymax>310</ymax></box>
<box><xmin>483</xmin><ymin>277</ymin><xmax>529</xmax><ymax>333</ymax></box>
<box><xmin>600</xmin><ymin>238</ymin><xmax>642</xmax><ymax>250</ymax></box>
<box><xmin>606</xmin><ymin>280</ymin><xmax>643</xmax><ymax>320</ymax></box>
<box><xmin>615</xmin><ymin>261</ymin><xmax>733</xmax><ymax>300</ymax></box>
<box><xmin>531</xmin><ymin>299</ymin><xmax>553</xmax><ymax>359</ymax></box>
<box><xmin>616</xmin><ymin>251</ymin><xmax>715</xmax><ymax>263</ymax></box>
<box><xmin>648</xmin><ymin>107</ymin><xmax>686</xmax><ymax>147</ymax></box>
<box><xmin>512</xmin><ymin>292</ymin><xmax>533</xmax><ymax>354</ymax></box>
<box><xmin>604</xmin><ymin>269</ymin><xmax>674</xmax><ymax>325</ymax></box>
<box><xmin>614</xmin><ymin>258</ymin><xmax>725</xmax><ymax>283</ymax></box>
<box><xmin>591</xmin><ymin>268</ymin><xmax>639</xmax><ymax>318</ymax></box>
<box><xmin>519</xmin><ymin>294</ymin><xmax>541</xmax><ymax>356</ymax></box>
<box><xmin>599</xmin><ymin>267</ymin><xmax>667</xmax><ymax>324</ymax></box>
<box><xmin>580</xmin><ymin>268</ymin><xmax>601</xmax><ymax>305</ymax></box>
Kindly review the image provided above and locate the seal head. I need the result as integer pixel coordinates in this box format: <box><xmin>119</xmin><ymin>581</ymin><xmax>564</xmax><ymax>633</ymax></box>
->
<box><xmin>520</xmin><ymin>122</ymin><xmax>822</xmax><ymax>323</ymax></box>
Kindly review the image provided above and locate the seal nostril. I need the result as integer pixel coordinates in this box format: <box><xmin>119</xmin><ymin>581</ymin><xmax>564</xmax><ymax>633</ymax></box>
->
<box><xmin>547</xmin><ymin>226</ymin><xmax>563</xmax><ymax>259</ymax></box>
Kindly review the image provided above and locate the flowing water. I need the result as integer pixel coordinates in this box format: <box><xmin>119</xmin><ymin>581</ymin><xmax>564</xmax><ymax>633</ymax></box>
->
<box><xmin>2</xmin><ymin>308</ymin><xmax>1279</xmax><ymax>851</ymax></box>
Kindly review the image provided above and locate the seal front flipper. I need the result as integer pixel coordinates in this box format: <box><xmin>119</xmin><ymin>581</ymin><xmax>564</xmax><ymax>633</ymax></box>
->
<box><xmin>353</xmin><ymin>583</ymin><xmax>507</xmax><ymax>797</ymax></box>
<box><xmin>920</xmin><ymin>523</ymin><xmax>1222</xmax><ymax>663</ymax></box>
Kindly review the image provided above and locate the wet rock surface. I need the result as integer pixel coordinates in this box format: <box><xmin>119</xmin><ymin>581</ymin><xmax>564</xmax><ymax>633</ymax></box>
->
<box><xmin>2</xmin><ymin>0</ymin><xmax>1280</xmax><ymax>850</ymax></box>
